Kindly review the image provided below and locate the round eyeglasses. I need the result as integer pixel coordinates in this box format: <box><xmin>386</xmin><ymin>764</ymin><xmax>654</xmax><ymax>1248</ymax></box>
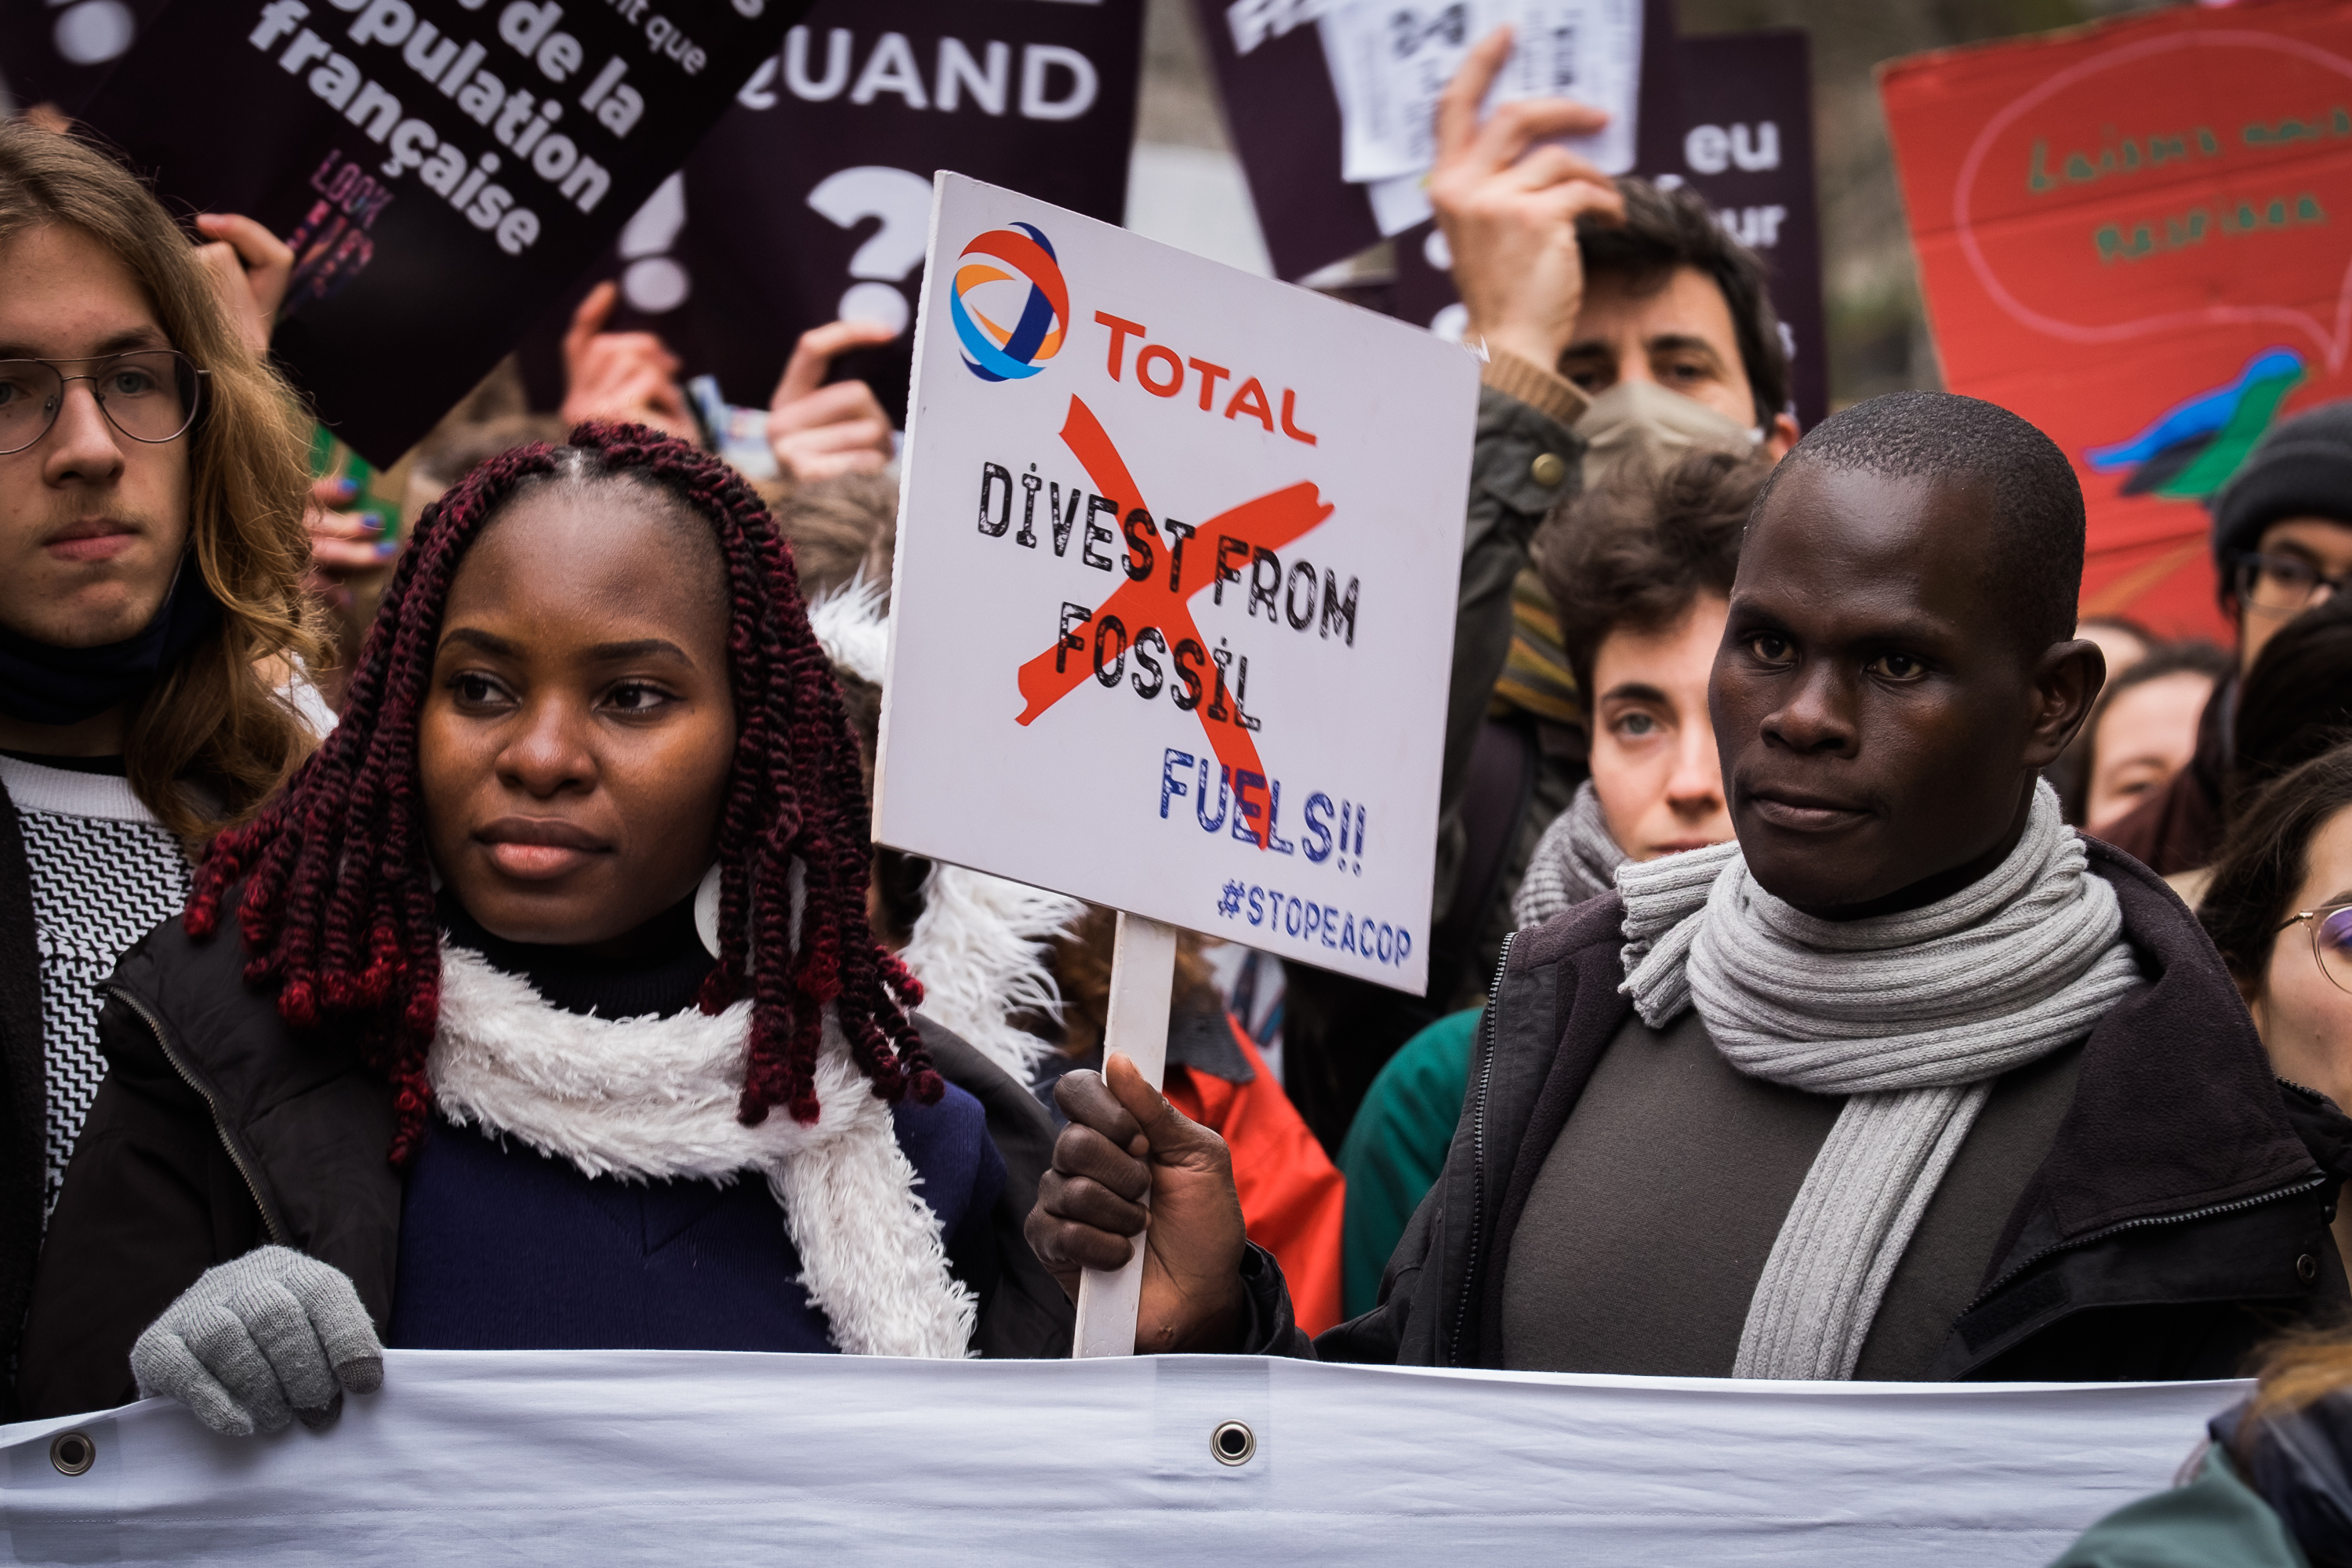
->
<box><xmin>0</xmin><ymin>350</ymin><xmax>208</xmax><ymax>457</ymax></box>
<box><xmin>2238</xmin><ymin>551</ymin><xmax>2352</xmax><ymax>620</ymax></box>
<box><xmin>2278</xmin><ymin>904</ymin><xmax>2352</xmax><ymax>996</ymax></box>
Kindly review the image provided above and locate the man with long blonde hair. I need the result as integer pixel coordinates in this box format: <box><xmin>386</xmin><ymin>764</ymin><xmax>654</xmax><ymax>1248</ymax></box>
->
<box><xmin>0</xmin><ymin>120</ymin><xmax>322</xmax><ymax>1411</ymax></box>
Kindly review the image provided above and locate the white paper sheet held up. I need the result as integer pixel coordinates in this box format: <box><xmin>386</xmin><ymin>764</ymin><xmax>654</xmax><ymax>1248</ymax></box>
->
<box><xmin>1319</xmin><ymin>0</ymin><xmax>1642</xmax><ymax>185</ymax></box>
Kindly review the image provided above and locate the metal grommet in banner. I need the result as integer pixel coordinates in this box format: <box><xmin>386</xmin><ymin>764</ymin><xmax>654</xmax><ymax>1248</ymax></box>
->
<box><xmin>49</xmin><ymin>1430</ymin><xmax>96</xmax><ymax>1476</ymax></box>
<box><xmin>1210</xmin><ymin>1419</ymin><xmax>1257</xmax><ymax>1466</ymax></box>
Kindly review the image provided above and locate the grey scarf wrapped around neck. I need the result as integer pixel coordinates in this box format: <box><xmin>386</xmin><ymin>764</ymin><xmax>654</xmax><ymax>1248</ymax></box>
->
<box><xmin>1514</xmin><ymin>781</ymin><xmax>1629</xmax><ymax>928</ymax></box>
<box><xmin>1615</xmin><ymin>781</ymin><xmax>2143</xmax><ymax>1379</ymax></box>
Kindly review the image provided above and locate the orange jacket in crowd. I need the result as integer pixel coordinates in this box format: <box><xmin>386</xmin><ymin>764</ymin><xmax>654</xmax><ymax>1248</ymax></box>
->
<box><xmin>1163</xmin><ymin>1018</ymin><xmax>1347</xmax><ymax>1338</ymax></box>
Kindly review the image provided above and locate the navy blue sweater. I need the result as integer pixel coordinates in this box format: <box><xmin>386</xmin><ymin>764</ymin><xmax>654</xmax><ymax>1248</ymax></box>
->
<box><xmin>387</xmin><ymin>901</ymin><xmax>1002</xmax><ymax>1352</ymax></box>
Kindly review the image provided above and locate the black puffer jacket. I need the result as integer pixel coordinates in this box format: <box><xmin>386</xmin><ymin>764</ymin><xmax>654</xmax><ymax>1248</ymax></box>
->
<box><xmin>16</xmin><ymin>909</ymin><xmax>1074</xmax><ymax>1418</ymax></box>
<box><xmin>1236</xmin><ymin>840</ymin><xmax>2352</xmax><ymax>1377</ymax></box>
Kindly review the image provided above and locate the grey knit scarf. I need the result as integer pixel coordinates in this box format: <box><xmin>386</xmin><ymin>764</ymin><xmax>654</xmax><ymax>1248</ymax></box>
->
<box><xmin>1514</xmin><ymin>781</ymin><xmax>1629</xmax><ymax>929</ymax></box>
<box><xmin>1615</xmin><ymin>781</ymin><xmax>2143</xmax><ymax>1379</ymax></box>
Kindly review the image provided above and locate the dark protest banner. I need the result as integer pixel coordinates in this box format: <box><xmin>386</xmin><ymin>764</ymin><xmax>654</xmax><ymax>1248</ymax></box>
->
<box><xmin>1192</xmin><ymin>0</ymin><xmax>1682</xmax><ymax>283</ymax></box>
<box><xmin>75</xmin><ymin>0</ymin><xmax>808</xmax><ymax>465</ymax></box>
<box><xmin>1392</xmin><ymin>27</ymin><xmax>1827</xmax><ymax>430</ymax></box>
<box><xmin>1882</xmin><ymin>0</ymin><xmax>2352</xmax><ymax>639</ymax></box>
<box><xmin>515</xmin><ymin>0</ymin><xmax>1145</xmax><ymax>423</ymax></box>
<box><xmin>0</xmin><ymin>0</ymin><xmax>169</xmax><ymax>116</ymax></box>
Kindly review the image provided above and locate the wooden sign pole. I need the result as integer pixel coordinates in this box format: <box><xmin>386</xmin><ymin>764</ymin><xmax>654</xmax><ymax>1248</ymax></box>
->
<box><xmin>1070</xmin><ymin>910</ymin><xmax>1179</xmax><ymax>1358</ymax></box>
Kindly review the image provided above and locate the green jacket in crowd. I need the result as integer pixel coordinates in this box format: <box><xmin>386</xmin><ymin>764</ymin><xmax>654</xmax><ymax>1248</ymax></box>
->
<box><xmin>1337</xmin><ymin>1007</ymin><xmax>1479</xmax><ymax>1318</ymax></box>
<box><xmin>2053</xmin><ymin>1446</ymin><xmax>2308</xmax><ymax>1568</ymax></box>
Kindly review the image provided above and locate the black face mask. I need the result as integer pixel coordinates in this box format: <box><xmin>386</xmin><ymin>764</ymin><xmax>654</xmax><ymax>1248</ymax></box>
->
<box><xmin>0</xmin><ymin>559</ymin><xmax>223</xmax><ymax>728</ymax></box>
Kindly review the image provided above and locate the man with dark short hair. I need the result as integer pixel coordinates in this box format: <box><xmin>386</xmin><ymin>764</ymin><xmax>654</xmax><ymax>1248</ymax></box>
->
<box><xmin>1029</xmin><ymin>390</ymin><xmax>2347</xmax><ymax>1381</ymax></box>
<box><xmin>1278</xmin><ymin>30</ymin><xmax>1802</xmax><ymax>1151</ymax></box>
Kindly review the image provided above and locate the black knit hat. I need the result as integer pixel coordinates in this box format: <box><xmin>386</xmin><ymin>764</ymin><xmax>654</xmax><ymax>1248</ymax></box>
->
<box><xmin>2211</xmin><ymin>400</ymin><xmax>2352</xmax><ymax>587</ymax></box>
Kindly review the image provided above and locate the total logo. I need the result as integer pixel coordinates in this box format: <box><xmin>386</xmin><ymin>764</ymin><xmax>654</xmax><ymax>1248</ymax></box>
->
<box><xmin>950</xmin><ymin>223</ymin><xmax>1069</xmax><ymax>383</ymax></box>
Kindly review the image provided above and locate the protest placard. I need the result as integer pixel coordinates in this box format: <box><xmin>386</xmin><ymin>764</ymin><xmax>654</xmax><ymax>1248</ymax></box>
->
<box><xmin>878</xmin><ymin>171</ymin><xmax>1475</xmax><ymax>1001</ymax></box>
<box><xmin>1320</xmin><ymin>0</ymin><xmax>1646</xmax><ymax>187</ymax></box>
<box><xmin>1882</xmin><ymin>0</ymin><xmax>2352</xmax><ymax>638</ymax></box>
<box><xmin>1193</xmin><ymin>0</ymin><xmax>1681</xmax><ymax>280</ymax></box>
<box><xmin>1392</xmin><ymin>27</ymin><xmax>1828</xmax><ymax>430</ymax></box>
<box><xmin>877</xmin><ymin>172</ymin><xmax>1475</xmax><ymax>1352</ymax></box>
<box><xmin>513</xmin><ymin>0</ymin><xmax>1146</xmax><ymax>426</ymax></box>
<box><xmin>73</xmin><ymin>0</ymin><xmax>808</xmax><ymax>465</ymax></box>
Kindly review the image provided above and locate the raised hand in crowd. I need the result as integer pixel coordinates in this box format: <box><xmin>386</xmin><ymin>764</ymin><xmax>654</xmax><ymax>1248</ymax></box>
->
<box><xmin>1427</xmin><ymin>24</ymin><xmax>1624</xmax><ymax>376</ymax></box>
<box><xmin>301</xmin><ymin>474</ymin><xmax>393</xmax><ymax>616</ymax></box>
<box><xmin>767</xmin><ymin>318</ymin><xmax>901</xmax><ymax>483</ymax></box>
<box><xmin>559</xmin><ymin>278</ymin><xmax>699</xmax><ymax>445</ymax></box>
<box><xmin>190</xmin><ymin>211</ymin><xmax>391</xmax><ymax>619</ymax></box>
<box><xmin>1026</xmin><ymin>1053</ymin><xmax>1250</xmax><ymax>1353</ymax></box>
<box><xmin>190</xmin><ymin>212</ymin><xmax>291</xmax><ymax>359</ymax></box>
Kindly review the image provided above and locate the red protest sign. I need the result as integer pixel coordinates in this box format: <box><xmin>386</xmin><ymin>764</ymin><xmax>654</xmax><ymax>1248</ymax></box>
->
<box><xmin>1882</xmin><ymin>0</ymin><xmax>2352</xmax><ymax>640</ymax></box>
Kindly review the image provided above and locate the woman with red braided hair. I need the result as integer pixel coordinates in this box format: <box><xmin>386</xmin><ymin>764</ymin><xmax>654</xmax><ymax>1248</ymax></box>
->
<box><xmin>17</xmin><ymin>423</ymin><xmax>1073</xmax><ymax>1431</ymax></box>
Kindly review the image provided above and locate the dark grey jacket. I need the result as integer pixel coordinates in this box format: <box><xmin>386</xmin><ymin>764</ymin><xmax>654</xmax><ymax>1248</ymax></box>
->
<box><xmin>1431</xmin><ymin>387</ymin><xmax>1584</xmax><ymax>942</ymax></box>
<box><xmin>1240</xmin><ymin>841</ymin><xmax>2352</xmax><ymax>1378</ymax></box>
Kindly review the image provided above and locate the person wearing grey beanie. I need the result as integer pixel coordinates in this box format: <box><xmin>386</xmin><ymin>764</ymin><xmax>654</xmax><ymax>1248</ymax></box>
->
<box><xmin>2211</xmin><ymin>400</ymin><xmax>2352</xmax><ymax>674</ymax></box>
<box><xmin>2098</xmin><ymin>401</ymin><xmax>2352</xmax><ymax>874</ymax></box>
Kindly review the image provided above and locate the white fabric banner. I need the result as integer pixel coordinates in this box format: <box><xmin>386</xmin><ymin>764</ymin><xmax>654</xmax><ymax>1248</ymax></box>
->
<box><xmin>2</xmin><ymin>1351</ymin><xmax>2234</xmax><ymax>1565</ymax></box>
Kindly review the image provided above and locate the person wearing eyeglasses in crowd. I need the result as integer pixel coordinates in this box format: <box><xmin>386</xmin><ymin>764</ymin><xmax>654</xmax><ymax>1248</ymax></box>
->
<box><xmin>2100</xmin><ymin>402</ymin><xmax>2352</xmax><ymax>875</ymax></box>
<box><xmin>2049</xmin><ymin>748</ymin><xmax>2352</xmax><ymax>1568</ymax></box>
<box><xmin>2201</xmin><ymin>744</ymin><xmax>2352</xmax><ymax>1211</ymax></box>
<box><xmin>0</xmin><ymin>123</ymin><xmax>325</xmax><ymax>1417</ymax></box>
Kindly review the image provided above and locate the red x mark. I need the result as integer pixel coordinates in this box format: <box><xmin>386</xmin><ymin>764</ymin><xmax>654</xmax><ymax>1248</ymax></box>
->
<box><xmin>1014</xmin><ymin>395</ymin><xmax>1332</xmax><ymax>847</ymax></box>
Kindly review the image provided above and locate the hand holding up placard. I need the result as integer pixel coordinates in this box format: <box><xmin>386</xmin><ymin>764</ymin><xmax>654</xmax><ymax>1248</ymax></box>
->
<box><xmin>561</xmin><ymin>280</ymin><xmax>698</xmax><ymax>444</ymax></box>
<box><xmin>767</xmin><ymin>319</ymin><xmax>902</xmax><ymax>483</ymax></box>
<box><xmin>191</xmin><ymin>212</ymin><xmax>296</xmax><ymax>358</ymax></box>
<box><xmin>1029</xmin><ymin>1047</ymin><xmax>1250</xmax><ymax>1356</ymax></box>
<box><xmin>1428</xmin><ymin>27</ymin><xmax>1624</xmax><ymax>374</ymax></box>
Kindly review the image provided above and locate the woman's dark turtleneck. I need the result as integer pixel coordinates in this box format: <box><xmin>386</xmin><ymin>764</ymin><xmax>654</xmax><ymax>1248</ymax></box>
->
<box><xmin>398</xmin><ymin>884</ymin><xmax>1001</xmax><ymax>1358</ymax></box>
<box><xmin>437</xmin><ymin>891</ymin><xmax>713</xmax><ymax>1020</ymax></box>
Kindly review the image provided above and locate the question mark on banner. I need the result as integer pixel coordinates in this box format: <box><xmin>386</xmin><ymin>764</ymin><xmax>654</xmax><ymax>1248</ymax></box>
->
<box><xmin>805</xmin><ymin>166</ymin><xmax>933</xmax><ymax>339</ymax></box>
<box><xmin>618</xmin><ymin>172</ymin><xmax>688</xmax><ymax>314</ymax></box>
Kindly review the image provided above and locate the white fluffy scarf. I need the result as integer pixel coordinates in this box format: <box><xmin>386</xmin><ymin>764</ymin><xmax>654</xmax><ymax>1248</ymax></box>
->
<box><xmin>900</xmin><ymin>866</ymin><xmax>1083</xmax><ymax>1083</ymax></box>
<box><xmin>1614</xmin><ymin>781</ymin><xmax>2143</xmax><ymax>1379</ymax></box>
<box><xmin>427</xmin><ymin>943</ymin><xmax>978</xmax><ymax>1359</ymax></box>
<box><xmin>810</xmin><ymin>573</ymin><xmax>1083</xmax><ymax>1083</ymax></box>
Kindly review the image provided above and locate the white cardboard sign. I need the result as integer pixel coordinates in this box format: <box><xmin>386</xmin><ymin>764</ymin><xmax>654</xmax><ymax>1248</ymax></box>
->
<box><xmin>877</xmin><ymin>172</ymin><xmax>1477</xmax><ymax>995</ymax></box>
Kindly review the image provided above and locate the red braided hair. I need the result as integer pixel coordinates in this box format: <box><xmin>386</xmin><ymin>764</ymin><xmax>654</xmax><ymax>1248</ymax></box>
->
<box><xmin>187</xmin><ymin>422</ymin><xmax>935</xmax><ymax>1163</ymax></box>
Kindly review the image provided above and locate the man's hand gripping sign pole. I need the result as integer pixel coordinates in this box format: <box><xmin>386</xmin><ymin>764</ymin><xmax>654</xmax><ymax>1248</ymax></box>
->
<box><xmin>876</xmin><ymin>174</ymin><xmax>1477</xmax><ymax>1352</ymax></box>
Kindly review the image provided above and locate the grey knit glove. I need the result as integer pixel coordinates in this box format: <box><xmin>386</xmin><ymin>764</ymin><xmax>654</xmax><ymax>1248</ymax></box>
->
<box><xmin>129</xmin><ymin>1246</ymin><xmax>384</xmax><ymax>1437</ymax></box>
